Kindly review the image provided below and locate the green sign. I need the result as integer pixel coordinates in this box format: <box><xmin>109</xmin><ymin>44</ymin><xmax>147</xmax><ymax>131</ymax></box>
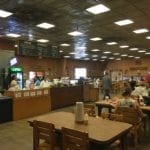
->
<box><xmin>10</xmin><ymin>67</ymin><xmax>22</xmax><ymax>72</ymax></box>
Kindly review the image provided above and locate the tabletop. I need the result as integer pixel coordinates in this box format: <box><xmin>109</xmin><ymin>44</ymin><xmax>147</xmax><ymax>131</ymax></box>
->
<box><xmin>28</xmin><ymin>111</ymin><xmax>132</xmax><ymax>145</ymax></box>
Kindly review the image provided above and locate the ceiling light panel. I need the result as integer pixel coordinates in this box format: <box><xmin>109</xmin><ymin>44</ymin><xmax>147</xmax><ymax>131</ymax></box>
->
<box><xmin>60</xmin><ymin>43</ymin><xmax>70</xmax><ymax>46</ymax></box>
<box><xmin>37</xmin><ymin>39</ymin><xmax>49</xmax><ymax>43</ymax></box>
<box><xmin>133</xmin><ymin>28</ymin><xmax>149</xmax><ymax>34</ymax></box>
<box><xmin>36</xmin><ymin>22</ymin><xmax>55</xmax><ymax>29</ymax></box>
<box><xmin>91</xmin><ymin>49</ymin><xmax>100</xmax><ymax>52</ymax></box>
<box><xmin>90</xmin><ymin>37</ymin><xmax>102</xmax><ymax>41</ymax></box>
<box><xmin>129</xmin><ymin>48</ymin><xmax>138</xmax><ymax>51</ymax></box>
<box><xmin>0</xmin><ymin>9</ymin><xmax>12</xmax><ymax>18</ymax></box>
<box><xmin>114</xmin><ymin>19</ymin><xmax>134</xmax><ymax>26</ymax></box>
<box><xmin>106</xmin><ymin>42</ymin><xmax>118</xmax><ymax>45</ymax></box>
<box><xmin>146</xmin><ymin>36</ymin><xmax>150</xmax><ymax>39</ymax></box>
<box><xmin>119</xmin><ymin>45</ymin><xmax>129</xmax><ymax>48</ymax></box>
<box><xmin>103</xmin><ymin>51</ymin><xmax>111</xmax><ymax>54</ymax></box>
<box><xmin>86</xmin><ymin>4</ymin><xmax>110</xmax><ymax>15</ymax></box>
<box><xmin>68</xmin><ymin>31</ymin><xmax>83</xmax><ymax>36</ymax></box>
<box><xmin>6</xmin><ymin>33</ymin><xmax>21</xmax><ymax>38</ymax></box>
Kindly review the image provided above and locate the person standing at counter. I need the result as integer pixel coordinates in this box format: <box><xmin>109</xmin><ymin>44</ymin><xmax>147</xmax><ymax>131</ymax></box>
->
<box><xmin>8</xmin><ymin>80</ymin><xmax>19</xmax><ymax>91</ymax></box>
<box><xmin>40</xmin><ymin>76</ymin><xmax>50</xmax><ymax>88</ymax></box>
<box><xmin>102</xmin><ymin>72</ymin><xmax>112</xmax><ymax>99</ymax></box>
<box><xmin>8</xmin><ymin>75</ymin><xmax>19</xmax><ymax>91</ymax></box>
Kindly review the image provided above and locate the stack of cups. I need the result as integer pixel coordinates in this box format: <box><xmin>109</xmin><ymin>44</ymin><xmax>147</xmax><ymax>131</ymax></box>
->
<box><xmin>75</xmin><ymin>102</ymin><xmax>84</xmax><ymax>123</ymax></box>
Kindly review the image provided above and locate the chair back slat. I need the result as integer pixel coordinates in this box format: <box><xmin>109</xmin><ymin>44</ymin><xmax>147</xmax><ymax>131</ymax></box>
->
<box><xmin>33</xmin><ymin>120</ymin><xmax>55</xmax><ymax>150</ymax></box>
<box><xmin>115</xmin><ymin>107</ymin><xmax>140</xmax><ymax>125</ymax></box>
<box><xmin>62</xmin><ymin>127</ymin><xmax>89</xmax><ymax>150</ymax></box>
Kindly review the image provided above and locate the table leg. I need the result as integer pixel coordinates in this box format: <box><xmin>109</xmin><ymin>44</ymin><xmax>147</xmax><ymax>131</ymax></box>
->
<box><xmin>120</xmin><ymin>133</ymin><xmax>128</xmax><ymax>150</ymax></box>
<box><xmin>96</xmin><ymin>105</ymin><xmax>102</xmax><ymax>116</ymax></box>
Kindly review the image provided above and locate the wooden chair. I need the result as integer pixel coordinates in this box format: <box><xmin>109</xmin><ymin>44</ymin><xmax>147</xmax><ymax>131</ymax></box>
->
<box><xmin>33</xmin><ymin>120</ymin><xmax>60</xmax><ymax>150</ymax></box>
<box><xmin>62</xmin><ymin>127</ymin><xmax>89</xmax><ymax>150</ymax></box>
<box><xmin>101</xmin><ymin>112</ymin><xmax>123</xmax><ymax>122</ymax></box>
<box><xmin>115</xmin><ymin>107</ymin><xmax>143</xmax><ymax>146</ymax></box>
<box><xmin>84</xmin><ymin>104</ymin><xmax>96</xmax><ymax>117</ymax></box>
<box><xmin>100</xmin><ymin>113</ymin><xmax>123</xmax><ymax>150</ymax></box>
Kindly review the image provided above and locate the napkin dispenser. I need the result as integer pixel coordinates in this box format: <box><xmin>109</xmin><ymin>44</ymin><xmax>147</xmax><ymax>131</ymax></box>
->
<box><xmin>75</xmin><ymin>102</ymin><xmax>84</xmax><ymax>123</ymax></box>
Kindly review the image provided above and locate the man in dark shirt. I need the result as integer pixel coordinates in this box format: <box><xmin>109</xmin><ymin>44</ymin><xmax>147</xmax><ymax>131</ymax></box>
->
<box><xmin>130</xmin><ymin>76</ymin><xmax>136</xmax><ymax>91</ymax></box>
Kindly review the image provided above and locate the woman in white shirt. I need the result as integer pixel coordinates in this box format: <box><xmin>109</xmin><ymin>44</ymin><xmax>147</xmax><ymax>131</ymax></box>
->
<box><xmin>40</xmin><ymin>76</ymin><xmax>50</xmax><ymax>88</ymax></box>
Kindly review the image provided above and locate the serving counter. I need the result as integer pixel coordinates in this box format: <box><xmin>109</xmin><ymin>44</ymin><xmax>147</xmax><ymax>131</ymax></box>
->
<box><xmin>5</xmin><ymin>88</ymin><xmax>50</xmax><ymax>121</ymax></box>
<box><xmin>50</xmin><ymin>86</ymin><xmax>83</xmax><ymax>110</ymax></box>
<box><xmin>83</xmin><ymin>85</ymin><xmax>99</xmax><ymax>102</ymax></box>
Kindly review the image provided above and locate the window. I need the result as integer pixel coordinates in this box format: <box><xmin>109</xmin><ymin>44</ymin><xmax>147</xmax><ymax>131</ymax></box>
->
<box><xmin>75</xmin><ymin>68</ymin><xmax>87</xmax><ymax>79</ymax></box>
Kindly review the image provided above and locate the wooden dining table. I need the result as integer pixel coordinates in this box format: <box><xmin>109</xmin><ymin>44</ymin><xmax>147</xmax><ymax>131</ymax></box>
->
<box><xmin>95</xmin><ymin>100</ymin><xmax>150</xmax><ymax>132</ymax></box>
<box><xmin>28</xmin><ymin>111</ymin><xmax>132</xmax><ymax>150</ymax></box>
<box><xmin>95</xmin><ymin>100</ymin><xmax>117</xmax><ymax>116</ymax></box>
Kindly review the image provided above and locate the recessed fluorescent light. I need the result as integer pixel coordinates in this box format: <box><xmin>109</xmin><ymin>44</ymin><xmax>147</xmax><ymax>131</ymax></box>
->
<box><xmin>135</xmin><ymin>57</ymin><xmax>140</xmax><ymax>59</ymax></box>
<box><xmin>84</xmin><ymin>58</ymin><xmax>90</xmax><ymax>60</ymax></box>
<box><xmin>60</xmin><ymin>43</ymin><xmax>70</xmax><ymax>46</ymax></box>
<box><xmin>86</xmin><ymin>4</ymin><xmax>110</xmax><ymax>15</ymax></box>
<box><xmin>113</xmin><ymin>53</ymin><xmax>120</xmax><ymax>55</ymax></box>
<box><xmin>121</xmin><ymin>54</ymin><xmax>128</xmax><ymax>57</ymax></box>
<box><xmin>64</xmin><ymin>55</ymin><xmax>70</xmax><ymax>58</ymax></box>
<box><xmin>119</xmin><ymin>45</ymin><xmax>129</xmax><ymax>48</ymax></box>
<box><xmin>129</xmin><ymin>48</ymin><xmax>138</xmax><ymax>51</ymax></box>
<box><xmin>138</xmin><ymin>50</ymin><xmax>146</xmax><ymax>53</ymax></box>
<box><xmin>37</xmin><ymin>39</ymin><xmax>49</xmax><ymax>43</ymax></box>
<box><xmin>90</xmin><ymin>37</ymin><xmax>102</xmax><ymax>41</ymax></box>
<box><xmin>59</xmin><ymin>50</ymin><xmax>63</xmax><ymax>53</ymax></box>
<box><xmin>69</xmin><ymin>52</ymin><xmax>75</xmax><ymax>55</ymax></box>
<box><xmin>114</xmin><ymin>19</ymin><xmax>134</xmax><ymax>26</ymax></box>
<box><xmin>109</xmin><ymin>57</ymin><xmax>115</xmax><ymax>60</ymax></box>
<box><xmin>133</xmin><ymin>28</ymin><xmax>149</xmax><ymax>34</ymax></box>
<box><xmin>100</xmin><ymin>60</ymin><xmax>105</xmax><ymax>62</ymax></box>
<box><xmin>6</xmin><ymin>33</ymin><xmax>21</xmax><ymax>38</ymax></box>
<box><xmin>0</xmin><ymin>9</ymin><xmax>13</xmax><ymax>18</ymax></box>
<box><xmin>116</xmin><ymin>58</ymin><xmax>121</xmax><ymax>61</ymax></box>
<box><xmin>146</xmin><ymin>36</ymin><xmax>150</xmax><ymax>39</ymax></box>
<box><xmin>36</xmin><ymin>22</ymin><xmax>55</xmax><ymax>29</ymax></box>
<box><xmin>92</xmin><ymin>55</ymin><xmax>98</xmax><ymax>57</ymax></box>
<box><xmin>103</xmin><ymin>51</ymin><xmax>111</xmax><ymax>54</ymax></box>
<box><xmin>68</xmin><ymin>31</ymin><xmax>83</xmax><ymax>36</ymax></box>
<box><xmin>106</xmin><ymin>42</ymin><xmax>118</xmax><ymax>45</ymax></box>
<box><xmin>91</xmin><ymin>49</ymin><xmax>100</xmax><ymax>52</ymax></box>
<box><xmin>145</xmin><ymin>52</ymin><xmax>150</xmax><ymax>55</ymax></box>
<box><xmin>128</xmin><ymin>55</ymin><xmax>134</xmax><ymax>58</ymax></box>
<box><xmin>101</xmin><ymin>56</ymin><xmax>107</xmax><ymax>59</ymax></box>
<box><xmin>92</xmin><ymin>59</ymin><xmax>98</xmax><ymax>61</ymax></box>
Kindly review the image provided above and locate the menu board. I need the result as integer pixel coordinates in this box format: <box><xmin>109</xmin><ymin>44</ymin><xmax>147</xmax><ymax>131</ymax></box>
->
<box><xmin>19</xmin><ymin>41</ymin><xmax>60</xmax><ymax>58</ymax></box>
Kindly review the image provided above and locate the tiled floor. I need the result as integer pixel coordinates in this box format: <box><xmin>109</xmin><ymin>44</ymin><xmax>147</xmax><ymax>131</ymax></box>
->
<box><xmin>0</xmin><ymin>104</ymin><xmax>150</xmax><ymax>150</ymax></box>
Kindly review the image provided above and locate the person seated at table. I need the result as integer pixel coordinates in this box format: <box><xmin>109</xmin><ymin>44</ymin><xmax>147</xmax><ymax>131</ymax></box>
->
<box><xmin>116</xmin><ymin>90</ymin><xmax>143</xmax><ymax>118</ymax></box>
<box><xmin>132</xmin><ymin>82</ymin><xmax>149</xmax><ymax>101</ymax></box>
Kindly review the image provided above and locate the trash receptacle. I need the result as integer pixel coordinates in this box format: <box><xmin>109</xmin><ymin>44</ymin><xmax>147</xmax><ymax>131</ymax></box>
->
<box><xmin>0</xmin><ymin>96</ymin><xmax>12</xmax><ymax>123</ymax></box>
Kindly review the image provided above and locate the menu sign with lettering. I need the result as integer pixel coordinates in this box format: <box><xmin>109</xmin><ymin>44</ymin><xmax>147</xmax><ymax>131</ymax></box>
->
<box><xmin>19</xmin><ymin>41</ymin><xmax>60</xmax><ymax>58</ymax></box>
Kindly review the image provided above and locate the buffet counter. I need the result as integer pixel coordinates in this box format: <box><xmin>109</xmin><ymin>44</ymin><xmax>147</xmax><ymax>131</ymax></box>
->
<box><xmin>5</xmin><ymin>88</ymin><xmax>50</xmax><ymax>121</ymax></box>
<box><xmin>83</xmin><ymin>85</ymin><xmax>99</xmax><ymax>102</ymax></box>
<box><xmin>50</xmin><ymin>86</ymin><xmax>83</xmax><ymax>110</ymax></box>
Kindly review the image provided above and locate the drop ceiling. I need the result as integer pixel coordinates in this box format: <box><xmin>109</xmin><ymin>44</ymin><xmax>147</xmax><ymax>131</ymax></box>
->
<box><xmin>0</xmin><ymin>0</ymin><xmax>150</xmax><ymax>61</ymax></box>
